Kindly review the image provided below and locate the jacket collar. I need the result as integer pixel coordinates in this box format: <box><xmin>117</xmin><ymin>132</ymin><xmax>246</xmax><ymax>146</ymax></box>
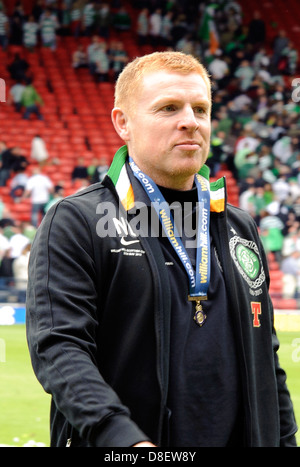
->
<box><xmin>107</xmin><ymin>145</ymin><xmax>226</xmax><ymax>213</ymax></box>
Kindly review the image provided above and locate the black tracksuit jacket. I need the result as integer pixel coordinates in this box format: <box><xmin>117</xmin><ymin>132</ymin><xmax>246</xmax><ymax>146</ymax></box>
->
<box><xmin>26</xmin><ymin>159</ymin><xmax>297</xmax><ymax>447</ymax></box>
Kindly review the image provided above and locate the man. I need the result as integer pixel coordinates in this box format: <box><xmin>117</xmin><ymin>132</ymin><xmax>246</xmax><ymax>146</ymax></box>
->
<box><xmin>0</xmin><ymin>4</ymin><xmax>9</xmax><ymax>50</ymax></box>
<box><xmin>39</xmin><ymin>7</ymin><xmax>59</xmax><ymax>50</ymax></box>
<box><xmin>26</xmin><ymin>52</ymin><xmax>298</xmax><ymax>447</ymax></box>
<box><xmin>21</xmin><ymin>77</ymin><xmax>44</xmax><ymax>120</ymax></box>
<box><xmin>8</xmin><ymin>80</ymin><xmax>26</xmax><ymax>112</ymax></box>
<box><xmin>23</xmin><ymin>167</ymin><xmax>53</xmax><ymax>227</ymax></box>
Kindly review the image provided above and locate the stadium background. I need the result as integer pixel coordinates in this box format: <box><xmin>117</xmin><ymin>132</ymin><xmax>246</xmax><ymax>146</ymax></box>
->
<box><xmin>0</xmin><ymin>0</ymin><xmax>299</xmax><ymax>447</ymax></box>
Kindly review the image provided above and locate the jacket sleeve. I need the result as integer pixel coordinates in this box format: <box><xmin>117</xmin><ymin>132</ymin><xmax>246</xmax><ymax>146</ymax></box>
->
<box><xmin>26</xmin><ymin>199</ymin><xmax>150</xmax><ymax>447</ymax></box>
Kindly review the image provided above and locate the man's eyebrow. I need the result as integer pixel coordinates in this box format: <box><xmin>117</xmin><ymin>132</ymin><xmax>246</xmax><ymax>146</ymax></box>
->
<box><xmin>152</xmin><ymin>96</ymin><xmax>210</xmax><ymax>107</ymax></box>
<box><xmin>194</xmin><ymin>99</ymin><xmax>211</xmax><ymax>106</ymax></box>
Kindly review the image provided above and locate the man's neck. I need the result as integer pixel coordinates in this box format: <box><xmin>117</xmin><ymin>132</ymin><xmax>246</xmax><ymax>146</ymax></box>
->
<box><xmin>158</xmin><ymin>183</ymin><xmax>198</xmax><ymax>205</ymax></box>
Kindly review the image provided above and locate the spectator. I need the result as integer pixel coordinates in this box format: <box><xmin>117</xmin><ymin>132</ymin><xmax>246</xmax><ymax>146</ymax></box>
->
<box><xmin>272</xmin><ymin>172</ymin><xmax>291</xmax><ymax>204</ymax></box>
<box><xmin>234</xmin><ymin>60</ymin><xmax>255</xmax><ymax>91</ymax></box>
<box><xmin>252</xmin><ymin>47</ymin><xmax>270</xmax><ymax>73</ymax></box>
<box><xmin>93</xmin><ymin>41</ymin><xmax>110</xmax><ymax>82</ymax></box>
<box><xmin>90</xmin><ymin>157</ymin><xmax>108</xmax><ymax>183</ymax></box>
<box><xmin>234</xmin><ymin>126</ymin><xmax>260</xmax><ymax>153</ymax></box>
<box><xmin>110</xmin><ymin>40</ymin><xmax>128</xmax><ymax>81</ymax></box>
<box><xmin>281</xmin><ymin>250</ymin><xmax>300</xmax><ymax>299</ymax></box>
<box><xmin>0</xmin><ymin>141</ymin><xmax>7</xmax><ymax>182</ymax></box>
<box><xmin>21</xmin><ymin>77</ymin><xmax>44</xmax><ymax>120</ymax></box>
<box><xmin>72</xmin><ymin>44</ymin><xmax>88</xmax><ymax>68</ymax></box>
<box><xmin>0</xmin><ymin>4</ymin><xmax>9</xmax><ymax>49</ymax></box>
<box><xmin>7</xmin><ymin>53</ymin><xmax>30</xmax><ymax>82</ymax></box>
<box><xmin>12</xmin><ymin>242</ymin><xmax>31</xmax><ymax>302</ymax></box>
<box><xmin>87</xmin><ymin>35</ymin><xmax>102</xmax><ymax>77</ymax></box>
<box><xmin>288</xmin><ymin>177</ymin><xmax>300</xmax><ymax>202</ymax></box>
<box><xmin>292</xmin><ymin>196</ymin><xmax>300</xmax><ymax>222</ymax></box>
<box><xmin>7</xmin><ymin>79</ymin><xmax>26</xmax><ymax>112</ymax></box>
<box><xmin>136</xmin><ymin>8</ymin><xmax>149</xmax><ymax>46</ymax></box>
<box><xmin>175</xmin><ymin>33</ymin><xmax>196</xmax><ymax>55</ymax></box>
<box><xmin>8</xmin><ymin>222</ymin><xmax>30</xmax><ymax>261</ymax></box>
<box><xmin>57</xmin><ymin>1</ymin><xmax>71</xmax><ymax>37</ymax></box>
<box><xmin>39</xmin><ymin>7</ymin><xmax>59</xmax><ymax>50</ymax></box>
<box><xmin>87</xmin><ymin>156</ymin><xmax>99</xmax><ymax>181</ymax></box>
<box><xmin>247</xmin><ymin>10</ymin><xmax>266</xmax><ymax>50</ymax></box>
<box><xmin>0</xmin><ymin>224</ymin><xmax>10</xmax><ymax>264</ymax></box>
<box><xmin>207</xmin><ymin>130</ymin><xmax>226</xmax><ymax>176</ymax></box>
<box><xmin>23</xmin><ymin>14</ymin><xmax>39</xmax><ymax>51</ymax></box>
<box><xmin>281</xmin><ymin>41</ymin><xmax>298</xmax><ymax>75</ymax></box>
<box><xmin>239</xmin><ymin>180</ymin><xmax>256</xmax><ymax>216</ymax></box>
<box><xmin>87</xmin><ymin>33</ymin><xmax>100</xmax><ymax>58</ymax></box>
<box><xmin>95</xmin><ymin>2</ymin><xmax>112</xmax><ymax>39</ymax></box>
<box><xmin>30</xmin><ymin>134</ymin><xmax>49</xmax><ymax>166</ymax></box>
<box><xmin>82</xmin><ymin>1</ymin><xmax>96</xmax><ymax>36</ymax></box>
<box><xmin>31</xmin><ymin>0</ymin><xmax>44</xmax><ymax>22</ymax></box>
<box><xmin>282</xmin><ymin>221</ymin><xmax>300</xmax><ymax>257</ymax></box>
<box><xmin>10</xmin><ymin>1</ymin><xmax>26</xmax><ymax>45</ymax></box>
<box><xmin>208</xmin><ymin>50</ymin><xmax>230</xmax><ymax>85</ymax></box>
<box><xmin>10</xmin><ymin>168</ymin><xmax>28</xmax><ymax>201</ymax></box>
<box><xmin>113</xmin><ymin>6</ymin><xmax>131</xmax><ymax>32</ymax></box>
<box><xmin>271</xmin><ymin>29</ymin><xmax>289</xmax><ymax>72</ymax></box>
<box><xmin>10</xmin><ymin>146</ymin><xmax>29</xmax><ymax>175</ymax></box>
<box><xmin>234</xmin><ymin>147</ymin><xmax>258</xmax><ymax>180</ymax></box>
<box><xmin>71</xmin><ymin>157</ymin><xmax>89</xmax><ymax>183</ymax></box>
<box><xmin>0</xmin><ymin>247</ymin><xmax>13</xmax><ymax>286</ymax></box>
<box><xmin>45</xmin><ymin>185</ymin><xmax>64</xmax><ymax>213</ymax></box>
<box><xmin>23</xmin><ymin>167</ymin><xmax>53</xmax><ymax>227</ymax></box>
<box><xmin>224</xmin><ymin>4</ymin><xmax>242</xmax><ymax>33</ymax></box>
<box><xmin>259</xmin><ymin>209</ymin><xmax>285</xmax><ymax>262</ymax></box>
<box><xmin>70</xmin><ymin>0</ymin><xmax>82</xmax><ymax>38</ymax></box>
<box><xmin>0</xmin><ymin>146</ymin><xmax>23</xmax><ymax>186</ymax></box>
<box><xmin>170</xmin><ymin>14</ymin><xmax>188</xmax><ymax>46</ymax></box>
<box><xmin>248</xmin><ymin>184</ymin><xmax>270</xmax><ymax>223</ymax></box>
<box><xmin>149</xmin><ymin>8</ymin><xmax>162</xmax><ymax>47</ymax></box>
<box><xmin>161</xmin><ymin>10</ymin><xmax>173</xmax><ymax>47</ymax></box>
<box><xmin>256</xmin><ymin>144</ymin><xmax>275</xmax><ymax>178</ymax></box>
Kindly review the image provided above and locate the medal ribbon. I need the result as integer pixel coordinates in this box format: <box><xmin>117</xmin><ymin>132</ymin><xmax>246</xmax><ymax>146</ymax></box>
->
<box><xmin>129</xmin><ymin>157</ymin><xmax>211</xmax><ymax>299</ymax></box>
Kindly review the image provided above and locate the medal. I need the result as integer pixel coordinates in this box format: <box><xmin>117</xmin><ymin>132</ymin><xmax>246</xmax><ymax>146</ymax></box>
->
<box><xmin>188</xmin><ymin>295</ymin><xmax>207</xmax><ymax>327</ymax></box>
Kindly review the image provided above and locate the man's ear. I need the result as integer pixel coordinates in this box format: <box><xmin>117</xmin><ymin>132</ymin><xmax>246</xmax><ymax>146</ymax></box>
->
<box><xmin>111</xmin><ymin>108</ymin><xmax>130</xmax><ymax>142</ymax></box>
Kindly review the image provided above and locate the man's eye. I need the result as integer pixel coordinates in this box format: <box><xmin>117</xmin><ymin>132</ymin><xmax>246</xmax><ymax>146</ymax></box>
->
<box><xmin>194</xmin><ymin>107</ymin><xmax>207</xmax><ymax>114</ymax></box>
<box><xmin>162</xmin><ymin>105</ymin><xmax>176</xmax><ymax>112</ymax></box>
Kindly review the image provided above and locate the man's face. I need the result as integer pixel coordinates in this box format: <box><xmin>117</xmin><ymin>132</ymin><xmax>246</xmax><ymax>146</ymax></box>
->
<box><xmin>118</xmin><ymin>71</ymin><xmax>211</xmax><ymax>190</ymax></box>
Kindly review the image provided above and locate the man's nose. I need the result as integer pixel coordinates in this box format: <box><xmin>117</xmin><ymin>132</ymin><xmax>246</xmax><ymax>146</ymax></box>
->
<box><xmin>177</xmin><ymin>106</ymin><xmax>199</xmax><ymax>131</ymax></box>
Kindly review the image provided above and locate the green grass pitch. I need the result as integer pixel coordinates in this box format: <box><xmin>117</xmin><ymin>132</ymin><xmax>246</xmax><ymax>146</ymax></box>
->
<box><xmin>0</xmin><ymin>325</ymin><xmax>299</xmax><ymax>447</ymax></box>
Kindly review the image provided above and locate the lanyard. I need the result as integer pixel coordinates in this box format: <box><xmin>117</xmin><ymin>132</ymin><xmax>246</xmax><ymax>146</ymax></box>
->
<box><xmin>129</xmin><ymin>157</ymin><xmax>211</xmax><ymax>325</ymax></box>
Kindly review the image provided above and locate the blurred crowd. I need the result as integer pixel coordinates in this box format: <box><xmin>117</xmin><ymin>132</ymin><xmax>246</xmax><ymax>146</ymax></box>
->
<box><xmin>0</xmin><ymin>0</ymin><xmax>299</xmax><ymax>300</ymax></box>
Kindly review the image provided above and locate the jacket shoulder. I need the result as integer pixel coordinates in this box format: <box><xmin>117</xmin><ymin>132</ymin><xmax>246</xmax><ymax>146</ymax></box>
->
<box><xmin>46</xmin><ymin>180</ymin><xmax>115</xmax><ymax>216</ymax></box>
<box><xmin>227</xmin><ymin>203</ymin><xmax>256</xmax><ymax>223</ymax></box>
<box><xmin>226</xmin><ymin>203</ymin><xmax>260</xmax><ymax>237</ymax></box>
